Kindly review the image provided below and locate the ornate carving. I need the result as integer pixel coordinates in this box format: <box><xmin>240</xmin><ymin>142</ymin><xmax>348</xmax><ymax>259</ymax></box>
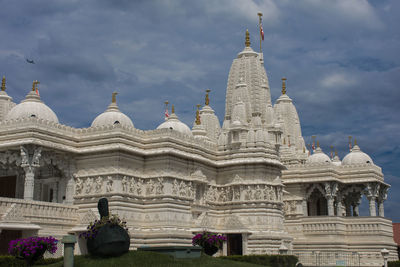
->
<box><xmin>106</xmin><ymin>176</ymin><xmax>113</xmax><ymax>193</ymax></box>
<box><xmin>75</xmin><ymin>178</ymin><xmax>83</xmax><ymax>195</ymax></box>
<box><xmin>172</xmin><ymin>179</ymin><xmax>179</xmax><ymax>195</ymax></box>
<box><xmin>95</xmin><ymin>176</ymin><xmax>103</xmax><ymax>193</ymax></box>
<box><xmin>121</xmin><ymin>176</ymin><xmax>128</xmax><ymax>193</ymax></box>
<box><xmin>146</xmin><ymin>179</ymin><xmax>155</xmax><ymax>196</ymax></box>
<box><xmin>85</xmin><ymin>177</ymin><xmax>93</xmax><ymax>194</ymax></box>
<box><xmin>156</xmin><ymin>178</ymin><xmax>164</xmax><ymax>195</ymax></box>
<box><xmin>179</xmin><ymin>181</ymin><xmax>186</xmax><ymax>197</ymax></box>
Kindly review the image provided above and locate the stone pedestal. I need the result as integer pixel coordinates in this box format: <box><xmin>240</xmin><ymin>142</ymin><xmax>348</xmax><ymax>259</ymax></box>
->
<box><xmin>62</xmin><ymin>234</ymin><xmax>77</xmax><ymax>267</ymax></box>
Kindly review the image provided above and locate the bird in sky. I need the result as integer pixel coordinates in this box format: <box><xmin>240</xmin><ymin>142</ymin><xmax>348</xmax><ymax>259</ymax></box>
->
<box><xmin>26</xmin><ymin>59</ymin><xmax>35</xmax><ymax>64</ymax></box>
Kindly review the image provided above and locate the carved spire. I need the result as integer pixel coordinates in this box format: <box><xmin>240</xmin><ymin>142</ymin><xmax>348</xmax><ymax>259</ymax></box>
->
<box><xmin>245</xmin><ymin>29</ymin><xmax>250</xmax><ymax>47</ymax></box>
<box><xmin>195</xmin><ymin>104</ymin><xmax>201</xmax><ymax>125</ymax></box>
<box><xmin>112</xmin><ymin>92</ymin><xmax>118</xmax><ymax>103</ymax></box>
<box><xmin>354</xmin><ymin>137</ymin><xmax>357</xmax><ymax>146</ymax></box>
<box><xmin>171</xmin><ymin>104</ymin><xmax>175</xmax><ymax>114</ymax></box>
<box><xmin>205</xmin><ymin>89</ymin><xmax>210</xmax><ymax>106</ymax></box>
<box><xmin>281</xmin><ymin>77</ymin><xmax>287</xmax><ymax>95</ymax></box>
<box><xmin>1</xmin><ymin>76</ymin><xmax>5</xmax><ymax>91</ymax></box>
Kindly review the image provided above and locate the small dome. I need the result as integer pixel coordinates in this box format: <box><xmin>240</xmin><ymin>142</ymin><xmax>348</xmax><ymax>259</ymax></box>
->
<box><xmin>157</xmin><ymin>112</ymin><xmax>192</xmax><ymax>136</ymax></box>
<box><xmin>6</xmin><ymin>90</ymin><xmax>58</xmax><ymax>123</ymax></box>
<box><xmin>91</xmin><ymin>92</ymin><xmax>134</xmax><ymax>128</ymax></box>
<box><xmin>306</xmin><ymin>147</ymin><xmax>331</xmax><ymax>164</ymax></box>
<box><xmin>342</xmin><ymin>145</ymin><xmax>373</xmax><ymax>165</ymax></box>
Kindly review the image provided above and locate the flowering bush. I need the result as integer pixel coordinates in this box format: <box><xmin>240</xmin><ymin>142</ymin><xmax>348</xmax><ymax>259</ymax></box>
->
<box><xmin>8</xmin><ymin>236</ymin><xmax>58</xmax><ymax>264</ymax></box>
<box><xmin>192</xmin><ymin>232</ymin><xmax>226</xmax><ymax>249</ymax></box>
<box><xmin>79</xmin><ymin>214</ymin><xmax>129</xmax><ymax>240</ymax></box>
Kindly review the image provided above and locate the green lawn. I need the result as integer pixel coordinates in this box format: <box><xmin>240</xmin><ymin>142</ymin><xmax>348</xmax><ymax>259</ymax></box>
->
<box><xmin>39</xmin><ymin>251</ymin><xmax>263</xmax><ymax>267</ymax></box>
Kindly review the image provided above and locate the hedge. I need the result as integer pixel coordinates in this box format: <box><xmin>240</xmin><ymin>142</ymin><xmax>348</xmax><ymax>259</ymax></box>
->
<box><xmin>0</xmin><ymin>255</ymin><xmax>63</xmax><ymax>267</ymax></box>
<box><xmin>389</xmin><ymin>261</ymin><xmax>400</xmax><ymax>267</ymax></box>
<box><xmin>219</xmin><ymin>254</ymin><xmax>298</xmax><ymax>267</ymax></box>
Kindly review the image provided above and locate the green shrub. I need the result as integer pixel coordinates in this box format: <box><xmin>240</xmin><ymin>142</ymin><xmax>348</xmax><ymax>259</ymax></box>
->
<box><xmin>0</xmin><ymin>255</ymin><xmax>26</xmax><ymax>267</ymax></box>
<box><xmin>220</xmin><ymin>254</ymin><xmax>298</xmax><ymax>267</ymax></box>
<box><xmin>0</xmin><ymin>255</ymin><xmax>63</xmax><ymax>267</ymax></box>
<box><xmin>389</xmin><ymin>261</ymin><xmax>400</xmax><ymax>267</ymax></box>
<box><xmin>34</xmin><ymin>257</ymin><xmax>63</xmax><ymax>265</ymax></box>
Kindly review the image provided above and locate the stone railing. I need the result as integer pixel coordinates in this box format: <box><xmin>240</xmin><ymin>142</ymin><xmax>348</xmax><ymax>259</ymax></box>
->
<box><xmin>0</xmin><ymin>197</ymin><xmax>78</xmax><ymax>226</ymax></box>
<box><xmin>299</xmin><ymin>216</ymin><xmax>393</xmax><ymax>236</ymax></box>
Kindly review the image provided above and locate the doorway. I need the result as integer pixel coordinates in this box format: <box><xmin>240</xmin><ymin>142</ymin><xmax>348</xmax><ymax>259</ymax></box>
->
<box><xmin>0</xmin><ymin>176</ymin><xmax>16</xmax><ymax>198</ymax></box>
<box><xmin>227</xmin><ymin>234</ymin><xmax>243</xmax><ymax>256</ymax></box>
<box><xmin>0</xmin><ymin>230</ymin><xmax>22</xmax><ymax>255</ymax></box>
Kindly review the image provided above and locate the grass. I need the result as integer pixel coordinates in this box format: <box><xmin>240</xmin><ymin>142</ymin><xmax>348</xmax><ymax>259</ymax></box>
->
<box><xmin>39</xmin><ymin>251</ymin><xmax>263</xmax><ymax>267</ymax></box>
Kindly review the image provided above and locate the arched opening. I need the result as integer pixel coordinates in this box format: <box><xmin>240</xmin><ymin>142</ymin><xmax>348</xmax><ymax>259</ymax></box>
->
<box><xmin>307</xmin><ymin>188</ymin><xmax>328</xmax><ymax>216</ymax></box>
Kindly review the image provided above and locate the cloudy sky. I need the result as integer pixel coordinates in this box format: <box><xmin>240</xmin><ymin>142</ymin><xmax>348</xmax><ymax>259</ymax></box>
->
<box><xmin>1</xmin><ymin>0</ymin><xmax>399</xmax><ymax>221</ymax></box>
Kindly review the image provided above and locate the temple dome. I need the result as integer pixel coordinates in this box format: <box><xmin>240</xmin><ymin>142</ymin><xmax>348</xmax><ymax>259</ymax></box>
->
<box><xmin>91</xmin><ymin>92</ymin><xmax>134</xmax><ymax>128</ymax></box>
<box><xmin>6</xmin><ymin>88</ymin><xmax>58</xmax><ymax>123</ymax></box>
<box><xmin>342</xmin><ymin>144</ymin><xmax>373</xmax><ymax>165</ymax></box>
<box><xmin>306</xmin><ymin>147</ymin><xmax>331</xmax><ymax>164</ymax></box>
<box><xmin>157</xmin><ymin>110</ymin><xmax>192</xmax><ymax>136</ymax></box>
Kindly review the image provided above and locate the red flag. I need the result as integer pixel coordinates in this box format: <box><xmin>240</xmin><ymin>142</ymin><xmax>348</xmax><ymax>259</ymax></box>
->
<box><xmin>35</xmin><ymin>88</ymin><xmax>40</xmax><ymax>96</ymax></box>
<box><xmin>260</xmin><ymin>24</ymin><xmax>264</xmax><ymax>41</ymax></box>
<box><xmin>164</xmin><ymin>108</ymin><xmax>169</xmax><ymax>118</ymax></box>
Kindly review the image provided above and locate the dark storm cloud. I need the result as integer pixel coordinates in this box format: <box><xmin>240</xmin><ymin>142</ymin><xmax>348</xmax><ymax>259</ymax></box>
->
<box><xmin>1</xmin><ymin>0</ymin><xmax>399</xmax><ymax>220</ymax></box>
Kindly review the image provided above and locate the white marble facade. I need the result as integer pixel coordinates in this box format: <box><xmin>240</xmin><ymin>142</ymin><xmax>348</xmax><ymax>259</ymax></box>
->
<box><xmin>0</xmin><ymin>30</ymin><xmax>397</xmax><ymax>265</ymax></box>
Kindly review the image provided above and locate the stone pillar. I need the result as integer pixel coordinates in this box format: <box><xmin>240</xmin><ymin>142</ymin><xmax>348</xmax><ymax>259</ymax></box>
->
<box><xmin>327</xmin><ymin>196</ymin><xmax>334</xmax><ymax>216</ymax></box>
<box><xmin>21</xmin><ymin>146</ymin><xmax>41</xmax><ymax>201</ymax></box>
<box><xmin>23</xmin><ymin>169</ymin><xmax>35</xmax><ymax>200</ymax></box>
<box><xmin>368</xmin><ymin>197</ymin><xmax>376</xmax><ymax>216</ymax></box>
<box><xmin>353</xmin><ymin>204</ymin><xmax>359</xmax><ymax>216</ymax></box>
<box><xmin>378</xmin><ymin>186</ymin><xmax>388</xmax><ymax>217</ymax></box>
<box><xmin>302</xmin><ymin>199</ymin><xmax>308</xmax><ymax>216</ymax></box>
<box><xmin>344</xmin><ymin>198</ymin><xmax>351</xmax><ymax>216</ymax></box>
<box><xmin>52</xmin><ymin>182</ymin><xmax>59</xmax><ymax>203</ymax></box>
<box><xmin>336</xmin><ymin>196</ymin><xmax>343</xmax><ymax>216</ymax></box>
<box><xmin>378</xmin><ymin>201</ymin><xmax>384</xmax><ymax>217</ymax></box>
<box><xmin>65</xmin><ymin>176</ymin><xmax>75</xmax><ymax>205</ymax></box>
<box><xmin>324</xmin><ymin>182</ymin><xmax>338</xmax><ymax>216</ymax></box>
<box><xmin>62</xmin><ymin>235</ymin><xmax>77</xmax><ymax>267</ymax></box>
<box><xmin>222</xmin><ymin>239</ymin><xmax>227</xmax><ymax>256</ymax></box>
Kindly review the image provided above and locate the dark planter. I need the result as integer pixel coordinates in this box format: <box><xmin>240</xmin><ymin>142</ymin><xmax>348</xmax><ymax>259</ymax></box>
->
<box><xmin>87</xmin><ymin>224</ymin><xmax>130</xmax><ymax>257</ymax></box>
<box><xmin>24</xmin><ymin>248</ymin><xmax>47</xmax><ymax>267</ymax></box>
<box><xmin>202</xmin><ymin>243</ymin><xmax>219</xmax><ymax>256</ymax></box>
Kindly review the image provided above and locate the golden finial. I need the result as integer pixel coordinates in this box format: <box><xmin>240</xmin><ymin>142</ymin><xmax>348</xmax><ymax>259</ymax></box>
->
<box><xmin>171</xmin><ymin>104</ymin><xmax>175</xmax><ymax>114</ymax></box>
<box><xmin>281</xmin><ymin>77</ymin><xmax>287</xmax><ymax>95</ymax></box>
<box><xmin>195</xmin><ymin>104</ymin><xmax>201</xmax><ymax>125</ymax></box>
<box><xmin>317</xmin><ymin>140</ymin><xmax>320</xmax><ymax>148</ymax></box>
<box><xmin>205</xmin><ymin>89</ymin><xmax>210</xmax><ymax>106</ymax></box>
<box><xmin>335</xmin><ymin>149</ymin><xmax>338</xmax><ymax>156</ymax></box>
<box><xmin>354</xmin><ymin>137</ymin><xmax>357</xmax><ymax>146</ymax></box>
<box><xmin>112</xmin><ymin>92</ymin><xmax>118</xmax><ymax>103</ymax></box>
<box><xmin>245</xmin><ymin>29</ymin><xmax>250</xmax><ymax>47</ymax></box>
<box><xmin>1</xmin><ymin>76</ymin><xmax>5</xmax><ymax>91</ymax></box>
<box><xmin>32</xmin><ymin>80</ymin><xmax>40</xmax><ymax>91</ymax></box>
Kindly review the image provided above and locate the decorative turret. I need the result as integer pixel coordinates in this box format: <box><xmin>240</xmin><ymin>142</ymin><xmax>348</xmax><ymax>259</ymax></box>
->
<box><xmin>0</xmin><ymin>76</ymin><xmax>16</xmax><ymax>121</ymax></box>
<box><xmin>199</xmin><ymin>89</ymin><xmax>221</xmax><ymax>141</ymax></box>
<box><xmin>221</xmin><ymin>30</ymin><xmax>280</xmax><ymax>149</ymax></box>
<box><xmin>192</xmin><ymin>104</ymin><xmax>209</xmax><ymax>141</ymax></box>
<box><xmin>91</xmin><ymin>92</ymin><xmax>134</xmax><ymax>128</ymax></box>
<box><xmin>6</xmin><ymin>80</ymin><xmax>58</xmax><ymax>123</ymax></box>
<box><xmin>157</xmin><ymin>104</ymin><xmax>192</xmax><ymax>136</ymax></box>
<box><xmin>274</xmin><ymin>78</ymin><xmax>307</xmax><ymax>164</ymax></box>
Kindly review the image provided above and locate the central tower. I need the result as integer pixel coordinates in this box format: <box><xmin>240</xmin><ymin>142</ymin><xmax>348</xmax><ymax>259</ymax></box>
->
<box><xmin>219</xmin><ymin>30</ymin><xmax>281</xmax><ymax>150</ymax></box>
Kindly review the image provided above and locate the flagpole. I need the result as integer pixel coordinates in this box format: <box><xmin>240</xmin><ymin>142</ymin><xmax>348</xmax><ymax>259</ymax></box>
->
<box><xmin>258</xmin><ymin>12</ymin><xmax>263</xmax><ymax>53</ymax></box>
